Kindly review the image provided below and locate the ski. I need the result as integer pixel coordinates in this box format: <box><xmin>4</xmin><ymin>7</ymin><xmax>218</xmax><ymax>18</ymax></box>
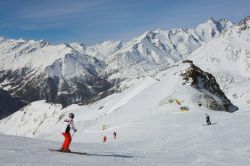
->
<box><xmin>48</xmin><ymin>149</ymin><xmax>134</xmax><ymax>158</ymax></box>
<box><xmin>48</xmin><ymin>149</ymin><xmax>87</xmax><ymax>155</ymax></box>
<box><xmin>203</xmin><ymin>122</ymin><xmax>217</xmax><ymax>126</ymax></box>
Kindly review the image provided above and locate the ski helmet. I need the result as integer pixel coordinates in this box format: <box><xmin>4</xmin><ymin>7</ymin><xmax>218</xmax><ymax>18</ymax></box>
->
<box><xmin>69</xmin><ymin>113</ymin><xmax>75</xmax><ymax>119</ymax></box>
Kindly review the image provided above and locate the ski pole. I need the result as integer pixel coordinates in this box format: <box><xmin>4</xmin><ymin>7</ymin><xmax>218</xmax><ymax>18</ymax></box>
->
<box><xmin>72</xmin><ymin>131</ymin><xmax>76</xmax><ymax>137</ymax></box>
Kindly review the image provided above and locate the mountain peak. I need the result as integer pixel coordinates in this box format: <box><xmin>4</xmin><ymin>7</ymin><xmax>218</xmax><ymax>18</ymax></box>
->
<box><xmin>239</xmin><ymin>16</ymin><xmax>250</xmax><ymax>30</ymax></box>
<box><xmin>207</xmin><ymin>17</ymin><xmax>217</xmax><ymax>23</ymax></box>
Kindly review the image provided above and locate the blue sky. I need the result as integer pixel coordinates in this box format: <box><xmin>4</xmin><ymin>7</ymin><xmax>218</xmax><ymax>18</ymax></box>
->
<box><xmin>0</xmin><ymin>0</ymin><xmax>249</xmax><ymax>44</ymax></box>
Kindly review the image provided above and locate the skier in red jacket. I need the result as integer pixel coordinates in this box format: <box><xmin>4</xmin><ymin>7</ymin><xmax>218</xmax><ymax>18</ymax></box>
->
<box><xmin>60</xmin><ymin>113</ymin><xmax>77</xmax><ymax>152</ymax></box>
<box><xmin>103</xmin><ymin>136</ymin><xmax>107</xmax><ymax>143</ymax></box>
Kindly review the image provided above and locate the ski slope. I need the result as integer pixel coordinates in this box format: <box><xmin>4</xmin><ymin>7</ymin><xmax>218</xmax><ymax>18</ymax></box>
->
<box><xmin>1</xmin><ymin>62</ymin><xmax>250</xmax><ymax>165</ymax></box>
<box><xmin>1</xmin><ymin>107</ymin><xmax>250</xmax><ymax>166</ymax></box>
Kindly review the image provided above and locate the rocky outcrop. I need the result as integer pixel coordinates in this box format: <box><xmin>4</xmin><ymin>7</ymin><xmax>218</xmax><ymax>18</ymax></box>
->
<box><xmin>181</xmin><ymin>60</ymin><xmax>238</xmax><ymax>112</ymax></box>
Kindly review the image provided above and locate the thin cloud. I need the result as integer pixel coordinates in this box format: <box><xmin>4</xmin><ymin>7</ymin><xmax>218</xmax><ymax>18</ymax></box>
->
<box><xmin>15</xmin><ymin>0</ymin><xmax>113</xmax><ymax>20</ymax></box>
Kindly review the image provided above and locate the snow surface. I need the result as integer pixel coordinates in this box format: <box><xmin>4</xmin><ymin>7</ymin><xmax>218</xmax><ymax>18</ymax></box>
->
<box><xmin>1</xmin><ymin>63</ymin><xmax>250</xmax><ymax>165</ymax></box>
<box><xmin>1</xmin><ymin>102</ymin><xmax>250</xmax><ymax>165</ymax></box>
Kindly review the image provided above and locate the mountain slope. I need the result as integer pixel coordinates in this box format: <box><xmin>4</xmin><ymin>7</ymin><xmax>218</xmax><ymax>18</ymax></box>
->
<box><xmin>104</xmin><ymin>18</ymin><xmax>233</xmax><ymax>79</ymax></box>
<box><xmin>0</xmin><ymin>39</ymin><xmax>113</xmax><ymax>107</ymax></box>
<box><xmin>0</xmin><ymin>89</ymin><xmax>27</xmax><ymax>119</ymax></box>
<box><xmin>190</xmin><ymin>16</ymin><xmax>250</xmax><ymax>109</ymax></box>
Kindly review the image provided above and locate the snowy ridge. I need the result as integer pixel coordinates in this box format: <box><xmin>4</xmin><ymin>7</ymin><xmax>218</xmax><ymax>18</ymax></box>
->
<box><xmin>86</xmin><ymin>40</ymin><xmax>123</xmax><ymax>61</ymax></box>
<box><xmin>104</xmin><ymin>18</ymin><xmax>233</xmax><ymax>79</ymax></box>
<box><xmin>0</xmin><ymin>18</ymin><xmax>234</xmax><ymax>73</ymax></box>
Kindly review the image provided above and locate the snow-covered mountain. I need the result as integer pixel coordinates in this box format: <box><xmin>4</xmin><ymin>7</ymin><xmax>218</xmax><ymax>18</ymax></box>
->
<box><xmin>103</xmin><ymin>18</ymin><xmax>233</xmax><ymax>79</ymax></box>
<box><xmin>0</xmin><ymin>16</ymin><xmax>248</xmax><ymax>117</ymax></box>
<box><xmin>85</xmin><ymin>40</ymin><xmax>123</xmax><ymax>61</ymax></box>
<box><xmin>0</xmin><ymin>38</ymin><xmax>114</xmax><ymax>108</ymax></box>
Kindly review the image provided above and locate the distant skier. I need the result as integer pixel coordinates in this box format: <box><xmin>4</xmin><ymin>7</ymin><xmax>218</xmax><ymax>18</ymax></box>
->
<box><xmin>61</xmin><ymin>113</ymin><xmax>77</xmax><ymax>152</ymax></box>
<box><xmin>113</xmin><ymin>131</ymin><xmax>117</xmax><ymax>139</ymax></box>
<box><xmin>205</xmin><ymin>113</ymin><xmax>212</xmax><ymax>125</ymax></box>
<box><xmin>103</xmin><ymin>136</ymin><xmax>107</xmax><ymax>143</ymax></box>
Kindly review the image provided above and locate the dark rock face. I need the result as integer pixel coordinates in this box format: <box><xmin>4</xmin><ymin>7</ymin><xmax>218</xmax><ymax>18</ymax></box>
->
<box><xmin>181</xmin><ymin>60</ymin><xmax>238</xmax><ymax>112</ymax></box>
<box><xmin>0</xmin><ymin>89</ymin><xmax>27</xmax><ymax>119</ymax></box>
<box><xmin>0</xmin><ymin>68</ymin><xmax>115</xmax><ymax>108</ymax></box>
<box><xmin>55</xmin><ymin>76</ymin><xmax>115</xmax><ymax>108</ymax></box>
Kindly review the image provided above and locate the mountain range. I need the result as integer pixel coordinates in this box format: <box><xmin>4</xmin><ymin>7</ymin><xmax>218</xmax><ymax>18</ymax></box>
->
<box><xmin>0</xmin><ymin>16</ymin><xmax>249</xmax><ymax>119</ymax></box>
